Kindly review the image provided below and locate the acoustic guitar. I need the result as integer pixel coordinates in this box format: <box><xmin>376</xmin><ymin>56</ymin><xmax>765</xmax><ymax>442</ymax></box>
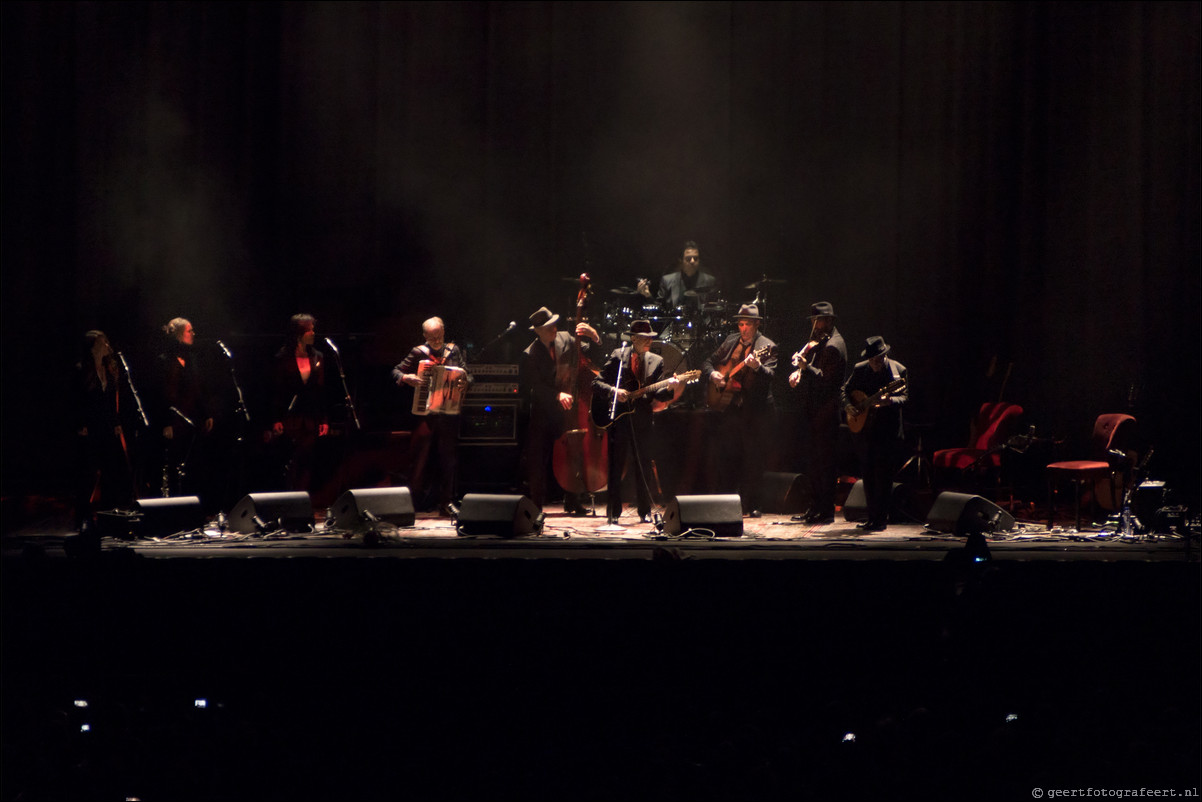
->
<box><xmin>845</xmin><ymin>377</ymin><xmax>907</xmax><ymax>433</ymax></box>
<box><xmin>591</xmin><ymin>370</ymin><xmax>701</xmax><ymax>429</ymax></box>
<box><xmin>706</xmin><ymin>345</ymin><xmax>774</xmax><ymax>410</ymax></box>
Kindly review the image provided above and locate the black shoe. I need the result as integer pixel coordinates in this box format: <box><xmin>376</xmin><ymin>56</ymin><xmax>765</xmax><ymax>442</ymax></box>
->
<box><xmin>791</xmin><ymin>513</ymin><xmax>808</xmax><ymax>522</ymax></box>
<box><xmin>638</xmin><ymin>513</ymin><xmax>650</xmax><ymax>524</ymax></box>
<box><xmin>862</xmin><ymin>521</ymin><xmax>887</xmax><ymax>532</ymax></box>
<box><xmin>606</xmin><ymin>516</ymin><xmax>620</xmax><ymax>526</ymax></box>
<box><xmin>748</xmin><ymin>509</ymin><xmax>762</xmax><ymax>519</ymax></box>
<box><xmin>855</xmin><ymin>521</ymin><xmax>873</xmax><ymax>530</ymax></box>
<box><xmin>807</xmin><ymin>514</ymin><xmax>835</xmax><ymax>525</ymax></box>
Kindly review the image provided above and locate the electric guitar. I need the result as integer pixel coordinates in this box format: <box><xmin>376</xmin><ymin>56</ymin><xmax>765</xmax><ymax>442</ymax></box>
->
<box><xmin>706</xmin><ymin>345</ymin><xmax>774</xmax><ymax>410</ymax></box>
<box><xmin>845</xmin><ymin>377</ymin><xmax>907</xmax><ymax>433</ymax></box>
<box><xmin>591</xmin><ymin>370</ymin><xmax>701</xmax><ymax>429</ymax></box>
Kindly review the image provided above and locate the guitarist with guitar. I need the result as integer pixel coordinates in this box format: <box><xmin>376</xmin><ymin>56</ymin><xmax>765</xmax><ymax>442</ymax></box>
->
<box><xmin>702</xmin><ymin>303</ymin><xmax>778</xmax><ymax>517</ymax></box>
<box><xmin>841</xmin><ymin>336</ymin><xmax>908</xmax><ymax>532</ymax></box>
<box><xmin>592</xmin><ymin>320</ymin><xmax>680</xmax><ymax>525</ymax></box>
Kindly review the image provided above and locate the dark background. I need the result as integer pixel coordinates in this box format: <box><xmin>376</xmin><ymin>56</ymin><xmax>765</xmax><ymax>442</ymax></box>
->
<box><xmin>3</xmin><ymin>1</ymin><xmax>1199</xmax><ymax>504</ymax></box>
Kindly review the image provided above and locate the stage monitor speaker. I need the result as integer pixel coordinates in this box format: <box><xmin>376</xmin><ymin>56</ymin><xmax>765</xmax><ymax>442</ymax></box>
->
<box><xmin>842</xmin><ymin>481</ymin><xmax>907</xmax><ymax>523</ymax></box>
<box><xmin>925</xmin><ymin>491</ymin><xmax>1016</xmax><ymax>535</ymax></box>
<box><xmin>662</xmin><ymin>494</ymin><xmax>744</xmax><ymax>538</ymax></box>
<box><xmin>457</xmin><ymin>494</ymin><xmax>542</xmax><ymax>537</ymax></box>
<box><xmin>134</xmin><ymin>496</ymin><xmax>205</xmax><ymax>537</ymax></box>
<box><xmin>229</xmin><ymin>492</ymin><xmax>313</xmax><ymax>534</ymax></box>
<box><xmin>760</xmin><ymin>472</ymin><xmax>810</xmax><ymax>515</ymax></box>
<box><xmin>331</xmin><ymin>487</ymin><xmax>415</xmax><ymax>530</ymax></box>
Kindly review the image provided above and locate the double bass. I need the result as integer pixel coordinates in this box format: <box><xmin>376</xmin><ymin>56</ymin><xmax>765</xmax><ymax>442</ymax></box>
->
<box><xmin>552</xmin><ymin>274</ymin><xmax>609</xmax><ymax>496</ymax></box>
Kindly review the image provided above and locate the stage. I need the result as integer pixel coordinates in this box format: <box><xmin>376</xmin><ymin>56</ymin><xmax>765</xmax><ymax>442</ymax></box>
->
<box><xmin>3</xmin><ymin>503</ymin><xmax>1197</xmax><ymax>800</ymax></box>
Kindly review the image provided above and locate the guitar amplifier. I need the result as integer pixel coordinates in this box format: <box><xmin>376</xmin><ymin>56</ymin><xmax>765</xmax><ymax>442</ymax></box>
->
<box><xmin>460</xmin><ymin>400</ymin><xmax>519</xmax><ymax>442</ymax></box>
<box><xmin>466</xmin><ymin>364</ymin><xmax>520</xmax><ymax>398</ymax></box>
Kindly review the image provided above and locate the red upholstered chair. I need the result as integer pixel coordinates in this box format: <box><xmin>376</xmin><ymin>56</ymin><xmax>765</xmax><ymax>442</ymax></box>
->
<box><xmin>1046</xmin><ymin>414</ymin><xmax>1137</xmax><ymax>530</ymax></box>
<box><xmin>933</xmin><ymin>403</ymin><xmax>1025</xmax><ymax>492</ymax></box>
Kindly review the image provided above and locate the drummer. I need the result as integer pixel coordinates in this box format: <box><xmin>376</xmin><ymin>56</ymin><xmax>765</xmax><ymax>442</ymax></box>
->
<box><xmin>637</xmin><ymin>240</ymin><xmax>719</xmax><ymax>310</ymax></box>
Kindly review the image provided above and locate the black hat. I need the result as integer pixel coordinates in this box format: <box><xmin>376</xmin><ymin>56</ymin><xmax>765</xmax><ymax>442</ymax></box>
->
<box><xmin>528</xmin><ymin>307</ymin><xmax>560</xmax><ymax>330</ymax></box>
<box><xmin>861</xmin><ymin>336</ymin><xmax>891</xmax><ymax>359</ymax></box>
<box><xmin>732</xmin><ymin>303</ymin><xmax>762</xmax><ymax>320</ymax></box>
<box><xmin>627</xmin><ymin>319</ymin><xmax>659</xmax><ymax>338</ymax></box>
<box><xmin>807</xmin><ymin>302</ymin><xmax>836</xmax><ymax>319</ymax></box>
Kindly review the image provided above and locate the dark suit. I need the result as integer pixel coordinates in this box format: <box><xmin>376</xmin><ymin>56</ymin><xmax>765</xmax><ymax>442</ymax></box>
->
<box><xmin>794</xmin><ymin>329</ymin><xmax>847</xmax><ymax>517</ymax></box>
<box><xmin>657</xmin><ymin>269</ymin><xmax>718</xmax><ymax>308</ymax></box>
<box><xmin>270</xmin><ymin>345</ymin><xmax>327</xmax><ymax>491</ymax></box>
<box><xmin>593</xmin><ymin>347</ymin><xmax>672</xmax><ymax>519</ymax></box>
<box><xmin>702</xmin><ymin>332</ymin><xmax>778</xmax><ymax>512</ymax></box>
<box><xmin>520</xmin><ymin>331</ymin><xmax>596</xmax><ymax>508</ymax></box>
<box><xmin>841</xmin><ymin>357</ymin><xmax>908</xmax><ymax>527</ymax></box>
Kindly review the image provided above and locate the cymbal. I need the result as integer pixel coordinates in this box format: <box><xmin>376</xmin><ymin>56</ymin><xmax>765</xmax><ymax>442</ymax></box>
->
<box><xmin>610</xmin><ymin>287</ymin><xmax>641</xmax><ymax>295</ymax></box>
<box><xmin>743</xmin><ymin>277</ymin><xmax>788</xmax><ymax>289</ymax></box>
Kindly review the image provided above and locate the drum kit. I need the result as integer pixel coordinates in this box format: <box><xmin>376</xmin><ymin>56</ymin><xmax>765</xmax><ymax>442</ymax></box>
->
<box><xmin>595</xmin><ymin>275</ymin><xmax>788</xmax><ymax>375</ymax></box>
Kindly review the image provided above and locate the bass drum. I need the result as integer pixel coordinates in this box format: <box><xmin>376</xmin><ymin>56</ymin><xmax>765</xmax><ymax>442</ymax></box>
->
<box><xmin>650</xmin><ymin>341</ymin><xmax>686</xmax><ymax>375</ymax></box>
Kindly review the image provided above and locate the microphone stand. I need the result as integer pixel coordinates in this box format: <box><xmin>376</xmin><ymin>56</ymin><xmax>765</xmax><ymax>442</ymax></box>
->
<box><xmin>475</xmin><ymin>322</ymin><xmax>517</xmax><ymax>361</ymax></box>
<box><xmin>116</xmin><ymin>352</ymin><xmax>149</xmax><ymax>503</ymax></box>
<box><xmin>325</xmin><ymin>338</ymin><xmax>361</xmax><ymax>431</ymax></box>
<box><xmin>116</xmin><ymin>352</ymin><xmax>150</xmax><ymax>429</ymax></box>
<box><xmin>608</xmin><ymin>342</ymin><xmax>629</xmax><ymax>420</ymax></box>
<box><xmin>216</xmin><ymin>341</ymin><xmax>251</xmax><ymax>510</ymax></box>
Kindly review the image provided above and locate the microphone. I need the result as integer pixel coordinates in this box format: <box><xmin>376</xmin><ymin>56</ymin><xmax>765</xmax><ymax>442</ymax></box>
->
<box><xmin>324</xmin><ymin>337</ymin><xmax>340</xmax><ymax>354</ymax></box>
<box><xmin>503</xmin><ymin>321</ymin><xmax>516</xmax><ymax>334</ymax></box>
<box><xmin>169</xmin><ymin>407</ymin><xmax>196</xmax><ymax>428</ymax></box>
<box><xmin>215</xmin><ymin>340</ymin><xmax>233</xmax><ymax>359</ymax></box>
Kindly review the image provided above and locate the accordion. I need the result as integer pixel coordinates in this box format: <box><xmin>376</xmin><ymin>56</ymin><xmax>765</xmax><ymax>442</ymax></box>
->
<box><xmin>412</xmin><ymin>363</ymin><xmax>466</xmax><ymax>416</ymax></box>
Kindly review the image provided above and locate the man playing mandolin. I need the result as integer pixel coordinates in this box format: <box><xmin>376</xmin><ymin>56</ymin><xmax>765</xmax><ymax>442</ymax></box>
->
<box><xmin>841</xmin><ymin>336</ymin><xmax>908</xmax><ymax>532</ymax></box>
<box><xmin>703</xmin><ymin>303</ymin><xmax>777</xmax><ymax>517</ymax></box>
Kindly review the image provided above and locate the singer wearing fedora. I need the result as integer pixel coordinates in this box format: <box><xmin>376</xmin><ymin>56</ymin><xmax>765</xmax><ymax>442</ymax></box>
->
<box><xmin>268</xmin><ymin>313</ymin><xmax>329</xmax><ymax>492</ymax></box>
<box><xmin>593</xmin><ymin>320</ymin><xmax>679</xmax><ymax>525</ymax></box>
<box><xmin>393</xmin><ymin>316</ymin><xmax>471</xmax><ymax>517</ymax></box>
<box><xmin>841</xmin><ymin>336</ymin><xmax>908</xmax><ymax>532</ymax></box>
<box><xmin>788</xmin><ymin>302</ymin><xmax>847</xmax><ymax>524</ymax></box>
<box><xmin>520</xmin><ymin>306</ymin><xmax>601</xmax><ymax>515</ymax></box>
<box><xmin>702</xmin><ymin>303</ymin><xmax>778</xmax><ymax>517</ymax></box>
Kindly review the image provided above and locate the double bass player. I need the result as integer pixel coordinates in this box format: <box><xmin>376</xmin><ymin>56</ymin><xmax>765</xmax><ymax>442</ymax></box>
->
<box><xmin>520</xmin><ymin>304</ymin><xmax>602</xmax><ymax>515</ymax></box>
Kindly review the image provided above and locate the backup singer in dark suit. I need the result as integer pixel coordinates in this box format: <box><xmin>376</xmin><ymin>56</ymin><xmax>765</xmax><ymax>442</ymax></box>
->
<box><xmin>841</xmin><ymin>336</ymin><xmax>908</xmax><ymax>532</ymax></box>
<box><xmin>592</xmin><ymin>320</ymin><xmax>678</xmax><ymax>525</ymax></box>
<box><xmin>702</xmin><ymin>303</ymin><xmax>778</xmax><ymax>516</ymax></box>
<box><xmin>520</xmin><ymin>306</ymin><xmax>601</xmax><ymax>514</ymax></box>
<box><xmin>393</xmin><ymin>316</ymin><xmax>471</xmax><ymax>516</ymax></box>
<box><xmin>269</xmin><ymin>314</ymin><xmax>328</xmax><ymax>492</ymax></box>
<box><xmin>74</xmin><ymin>330</ymin><xmax>134</xmax><ymax>530</ymax></box>
<box><xmin>154</xmin><ymin>317</ymin><xmax>215</xmax><ymax>499</ymax></box>
<box><xmin>788</xmin><ymin>302</ymin><xmax>847</xmax><ymax>524</ymax></box>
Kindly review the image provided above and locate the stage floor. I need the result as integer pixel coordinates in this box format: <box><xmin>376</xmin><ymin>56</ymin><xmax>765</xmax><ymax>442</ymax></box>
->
<box><xmin>4</xmin><ymin>502</ymin><xmax>1194</xmax><ymax>562</ymax></box>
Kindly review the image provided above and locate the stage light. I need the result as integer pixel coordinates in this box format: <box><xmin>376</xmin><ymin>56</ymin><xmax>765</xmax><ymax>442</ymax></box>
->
<box><xmin>1005</xmin><ymin>713</ymin><xmax>1019</xmax><ymax>723</ymax></box>
<box><xmin>194</xmin><ymin>698</ymin><xmax>208</xmax><ymax>709</ymax></box>
<box><xmin>73</xmin><ymin>699</ymin><xmax>89</xmax><ymax>708</ymax></box>
<box><xmin>80</xmin><ymin>723</ymin><xmax>91</xmax><ymax>733</ymax></box>
<box><xmin>842</xmin><ymin>732</ymin><xmax>856</xmax><ymax>743</ymax></box>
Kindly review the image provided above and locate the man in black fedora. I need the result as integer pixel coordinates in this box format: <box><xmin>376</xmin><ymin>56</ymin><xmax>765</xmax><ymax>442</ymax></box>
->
<box><xmin>702</xmin><ymin>303</ymin><xmax>778</xmax><ymax>517</ymax></box>
<box><xmin>520</xmin><ymin>306</ymin><xmax>602</xmax><ymax>514</ymax></box>
<box><xmin>841</xmin><ymin>336</ymin><xmax>908</xmax><ymax>532</ymax></box>
<box><xmin>592</xmin><ymin>320</ymin><xmax>679</xmax><ymax>525</ymax></box>
<box><xmin>788</xmin><ymin>302</ymin><xmax>847</xmax><ymax>524</ymax></box>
